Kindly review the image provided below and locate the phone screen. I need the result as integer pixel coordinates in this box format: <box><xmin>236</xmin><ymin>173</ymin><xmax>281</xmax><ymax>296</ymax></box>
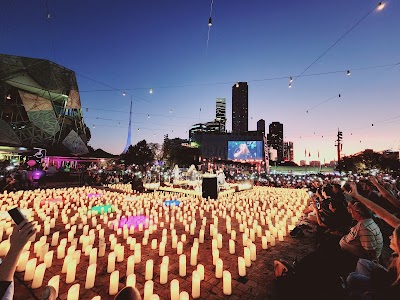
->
<box><xmin>8</xmin><ymin>207</ymin><xmax>26</xmax><ymax>225</ymax></box>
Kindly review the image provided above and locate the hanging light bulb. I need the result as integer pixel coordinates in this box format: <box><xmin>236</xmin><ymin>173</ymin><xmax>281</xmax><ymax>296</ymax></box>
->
<box><xmin>147</xmin><ymin>114</ymin><xmax>150</xmax><ymax>119</ymax></box>
<box><xmin>170</xmin><ymin>109</ymin><xmax>172</xmax><ymax>113</ymax></box>
<box><xmin>137</xmin><ymin>128</ymin><xmax>140</xmax><ymax>131</ymax></box>
<box><xmin>346</xmin><ymin>70</ymin><xmax>351</xmax><ymax>76</ymax></box>
<box><xmin>47</xmin><ymin>12</ymin><xmax>51</xmax><ymax>19</ymax></box>
<box><xmin>235</xmin><ymin>82</ymin><xmax>239</xmax><ymax>88</ymax></box>
<box><xmin>122</xmin><ymin>91</ymin><xmax>126</xmax><ymax>96</ymax></box>
<box><xmin>338</xmin><ymin>94</ymin><xmax>341</xmax><ymax>98</ymax></box>
<box><xmin>149</xmin><ymin>88</ymin><xmax>153</xmax><ymax>94</ymax></box>
<box><xmin>377</xmin><ymin>2</ymin><xmax>385</xmax><ymax>10</ymax></box>
<box><xmin>288</xmin><ymin>83</ymin><xmax>292</xmax><ymax>88</ymax></box>
<box><xmin>93</xmin><ymin>125</ymin><xmax>95</xmax><ymax>128</ymax></box>
<box><xmin>289</xmin><ymin>76</ymin><xmax>293</xmax><ymax>83</ymax></box>
<box><xmin>208</xmin><ymin>17</ymin><xmax>212</xmax><ymax>27</ymax></box>
<box><xmin>6</xmin><ymin>94</ymin><xmax>11</xmax><ymax>100</ymax></box>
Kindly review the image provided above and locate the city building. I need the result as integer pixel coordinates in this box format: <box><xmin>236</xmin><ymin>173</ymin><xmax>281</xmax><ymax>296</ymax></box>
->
<box><xmin>215</xmin><ymin>97</ymin><xmax>226</xmax><ymax>132</ymax></box>
<box><xmin>232</xmin><ymin>82</ymin><xmax>248</xmax><ymax>133</ymax></box>
<box><xmin>257</xmin><ymin>119</ymin><xmax>265</xmax><ymax>134</ymax></box>
<box><xmin>267</xmin><ymin>122</ymin><xmax>284</xmax><ymax>162</ymax></box>
<box><xmin>283</xmin><ymin>141</ymin><xmax>294</xmax><ymax>162</ymax></box>
<box><xmin>309</xmin><ymin>160</ymin><xmax>321</xmax><ymax>167</ymax></box>
<box><xmin>300</xmin><ymin>160</ymin><xmax>306</xmax><ymax>166</ymax></box>
<box><xmin>189</xmin><ymin>121</ymin><xmax>222</xmax><ymax>141</ymax></box>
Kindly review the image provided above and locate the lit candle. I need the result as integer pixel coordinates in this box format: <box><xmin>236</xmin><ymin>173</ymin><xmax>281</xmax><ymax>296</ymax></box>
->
<box><xmin>223</xmin><ymin>271</ymin><xmax>232</xmax><ymax>295</ymax></box>
<box><xmin>126</xmin><ymin>273</ymin><xmax>136</xmax><ymax>287</ymax></box>
<box><xmin>134</xmin><ymin>243</ymin><xmax>141</xmax><ymax>263</ymax></box>
<box><xmin>159</xmin><ymin>241</ymin><xmax>165</xmax><ymax>256</ymax></box>
<box><xmin>197</xmin><ymin>264</ymin><xmax>205</xmax><ymax>280</ymax></box>
<box><xmin>199</xmin><ymin>229</ymin><xmax>204</xmax><ymax>243</ymax></box>
<box><xmin>270</xmin><ymin>236</ymin><xmax>276</xmax><ymax>246</ymax></box>
<box><xmin>179</xmin><ymin>292</ymin><xmax>189</xmax><ymax>300</ymax></box>
<box><xmin>51</xmin><ymin>231</ymin><xmax>59</xmax><ymax>246</ymax></box>
<box><xmin>144</xmin><ymin>280</ymin><xmax>154</xmax><ymax>300</ymax></box>
<box><xmin>109</xmin><ymin>270</ymin><xmax>119</xmax><ymax>296</ymax></box>
<box><xmin>179</xmin><ymin>254</ymin><xmax>186</xmax><ymax>277</ymax></box>
<box><xmin>190</xmin><ymin>247</ymin><xmax>197</xmax><ymax>266</ymax></box>
<box><xmin>238</xmin><ymin>257</ymin><xmax>246</xmax><ymax>276</ymax></box>
<box><xmin>57</xmin><ymin>244</ymin><xmax>65</xmax><ymax>259</ymax></box>
<box><xmin>231</xmin><ymin>230</ymin><xmax>236</xmax><ymax>240</ymax></box>
<box><xmin>66</xmin><ymin>259</ymin><xmax>77</xmax><ymax>283</ymax></box>
<box><xmin>116</xmin><ymin>245</ymin><xmax>124</xmax><ymax>262</ymax></box>
<box><xmin>250</xmin><ymin>243</ymin><xmax>256</xmax><ymax>261</ymax></box>
<box><xmin>99</xmin><ymin>241</ymin><xmax>106</xmax><ymax>257</ymax></box>
<box><xmin>170</xmin><ymin>279</ymin><xmax>179</xmax><ymax>300</ymax></box>
<box><xmin>24</xmin><ymin>258</ymin><xmax>37</xmax><ymax>281</ymax></box>
<box><xmin>229</xmin><ymin>239</ymin><xmax>235</xmax><ymax>254</ymax></box>
<box><xmin>107</xmin><ymin>252</ymin><xmax>116</xmax><ymax>273</ymax></box>
<box><xmin>85</xmin><ymin>263</ymin><xmax>97</xmax><ymax>289</ymax></box>
<box><xmin>126</xmin><ymin>255</ymin><xmax>135</xmax><ymax>276</ymax></box>
<box><xmin>160</xmin><ymin>262</ymin><xmax>168</xmax><ymax>284</ymax></box>
<box><xmin>67</xmin><ymin>283</ymin><xmax>80</xmax><ymax>300</ymax></box>
<box><xmin>150</xmin><ymin>295</ymin><xmax>160</xmax><ymax>300</ymax></box>
<box><xmin>48</xmin><ymin>275</ymin><xmax>60</xmax><ymax>298</ymax></box>
<box><xmin>217</xmin><ymin>233</ymin><xmax>222</xmax><ymax>248</ymax></box>
<box><xmin>44</xmin><ymin>250</ymin><xmax>54</xmax><ymax>268</ymax></box>
<box><xmin>192</xmin><ymin>270</ymin><xmax>201</xmax><ymax>299</ymax></box>
<box><xmin>215</xmin><ymin>258</ymin><xmax>223</xmax><ymax>278</ymax></box>
<box><xmin>212</xmin><ymin>249</ymin><xmax>219</xmax><ymax>265</ymax></box>
<box><xmin>262</xmin><ymin>236</ymin><xmax>268</xmax><ymax>249</ymax></box>
<box><xmin>17</xmin><ymin>250</ymin><xmax>30</xmax><ymax>272</ymax></box>
<box><xmin>151</xmin><ymin>239</ymin><xmax>157</xmax><ymax>250</ymax></box>
<box><xmin>172</xmin><ymin>235</ymin><xmax>178</xmax><ymax>248</ymax></box>
<box><xmin>31</xmin><ymin>262</ymin><xmax>46</xmax><ymax>288</ymax></box>
<box><xmin>145</xmin><ymin>259</ymin><xmax>154</xmax><ymax>280</ymax></box>
<box><xmin>177</xmin><ymin>241</ymin><xmax>183</xmax><ymax>255</ymax></box>
<box><xmin>278</xmin><ymin>230</ymin><xmax>284</xmax><ymax>241</ymax></box>
<box><xmin>89</xmin><ymin>248</ymin><xmax>97</xmax><ymax>265</ymax></box>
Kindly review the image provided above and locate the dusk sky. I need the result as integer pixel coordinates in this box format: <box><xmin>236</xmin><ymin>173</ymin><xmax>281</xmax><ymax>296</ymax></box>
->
<box><xmin>1</xmin><ymin>0</ymin><xmax>399</xmax><ymax>163</ymax></box>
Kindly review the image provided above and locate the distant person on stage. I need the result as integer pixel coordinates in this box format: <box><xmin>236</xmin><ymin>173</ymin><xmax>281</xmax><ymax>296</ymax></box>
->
<box><xmin>173</xmin><ymin>165</ymin><xmax>180</xmax><ymax>184</ymax></box>
<box><xmin>233</xmin><ymin>143</ymin><xmax>253</xmax><ymax>159</ymax></box>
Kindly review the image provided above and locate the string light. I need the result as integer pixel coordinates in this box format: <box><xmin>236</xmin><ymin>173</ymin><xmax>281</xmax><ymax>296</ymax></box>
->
<box><xmin>288</xmin><ymin>83</ymin><xmax>292</xmax><ymax>88</ymax></box>
<box><xmin>346</xmin><ymin>70</ymin><xmax>351</xmax><ymax>76</ymax></box>
<box><xmin>6</xmin><ymin>94</ymin><xmax>11</xmax><ymax>100</ymax></box>
<box><xmin>122</xmin><ymin>91</ymin><xmax>126</xmax><ymax>96</ymax></box>
<box><xmin>235</xmin><ymin>82</ymin><xmax>239</xmax><ymax>88</ymax></box>
<box><xmin>377</xmin><ymin>2</ymin><xmax>385</xmax><ymax>11</ymax></box>
<box><xmin>208</xmin><ymin>17</ymin><xmax>212</xmax><ymax>27</ymax></box>
<box><xmin>149</xmin><ymin>88</ymin><xmax>153</xmax><ymax>94</ymax></box>
<box><xmin>92</xmin><ymin>125</ymin><xmax>95</xmax><ymax>128</ymax></box>
<box><xmin>147</xmin><ymin>114</ymin><xmax>150</xmax><ymax>119</ymax></box>
<box><xmin>289</xmin><ymin>77</ymin><xmax>293</xmax><ymax>83</ymax></box>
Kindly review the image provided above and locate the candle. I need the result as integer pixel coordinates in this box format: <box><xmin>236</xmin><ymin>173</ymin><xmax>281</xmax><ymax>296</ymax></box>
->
<box><xmin>177</xmin><ymin>241</ymin><xmax>183</xmax><ymax>254</ymax></box>
<box><xmin>262</xmin><ymin>236</ymin><xmax>268</xmax><ymax>249</ymax></box>
<box><xmin>270</xmin><ymin>236</ymin><xmax>276</xmax><ymax>246</ymax></box>
<box><xmin>223</xmin><ymin>271</ymin><xmax>232</xmax><ymax>295</ymax></box>
<box><xmin>179</xmin><ymin>292</ymin><xmax>189</xmax><ymax>300</ymax></box>
<box><xmin>192</xmin><ymin>270</ymin><xmax>201</xmax><ymax>299</ymax></box>
<box><xmin>48</xmin><ymin>275</ymin><xmax>60</xmax><ymax>298</ymax></box>
<box><xmin>172</xmin><ymin>235</ymin><xmax>178</xmax><ymax>248</ymax></box>
<box><xmin>24</xmin><ymin>258</ymin><xmax>37</xmax><ymax>281</ymax></box>
<box><xmin>134</xmin><ymin>243</ymin><xmax>141</xmax><ymax>263</ymax></box>
<box><xmin>17</xmin><ymin>250</ymin><xmax>30</xmax><ymax>272</ymax></box>
<box><xmin>199</xmin><ymin>229</ymin><xmax>204</xmax><ymax>243</ymax></box>
<box><xmin>44</xmin><ymin>250</ymin><xmax>54</xmax><ymax>268</ymax></box>
<box><xmin>150</xmin><ymin>295</ymin><xmax>160</xmax><ymax>300</ymax></box>
<box><xmin>212</xmin><ymin>249</ymin><xmax>219</xmax><ymax>265</ymax></box>
<box><xmin>278</xmin><ymin>230</ymin><xmax>284</xmax><ymax>241</ymax></box>
<box><xmin>215</xmin><ymin>258</ymin><xmax>223</xmax><ymax>278</ymax></box>
<box><xmin>31</xmin><ymin>262</ymin><xmax>46</xmax><ymax>288</ymax></box>
<box><xmin>57</xmin><ymin>244</ymin><xmax>65</xmax><ymax>259</ymax></box>
<box><xmin>170</xmin><ymin>279</ymin><xmax>179</xmax><ymax>300</ymax></box>
<box><xmin>126</xmin><ymin>255</ymin><xmax>135</xmax><ymax>276</ymax></box>
<box><xmin>151</xmin><ymin>239</ymin><xmax>157</xmax><ymax>250</ymax></box>
<box><xmin>250</xmin><ymin>243</ymin><xmax>256</xmax><ymax>261</ymax></box>
<box><xmin>144</xmin><ymin>280</ymin><xmax>154</xmax><ymax>300</ymax></box>
<box><xmin>159</xmin><ymin>241</ymin><xmax>165</xmax><ymax>256</ymax></box>
<box><xmin>85</xmin><ymin>263</ymin><xmax>97</xmax><ymax>289</ymax></box>
<box><xmin>116</xmin><ymin>245</ymin><xmax>124</xmax><ymax>262</ymax></box>
<box><xmin>217</xmin><ymin>233</ymin><xmax>222</xmax><ymax>248</ymax></box>
<box><xmin>66</xmin><ymin>259</ymin><xmax>77</xmax><ymax>283</ymax></box>
<box><xmin>107</xmin><ymin>252</ymin><xmax>116</xmax><ymax>273</ymax></box>
<box><xmin>197</xmin><ymin>264</ymin><xmax>205</xmax><ymax>280</ymax></box>
<box><xmin>126</xmin><ymin>273</ymin><xmax>136</xmax><ymax>287</ymax></box>
<box><xmin>229</xmin><ymin>239</ymin><xmax>235</xmax><ymax>254</ymax></box>
<box><xmin>89</xmin><ymin>248</ymin><xmax>97</xmax><ymax>265</ymax></box>
<box><xmin>231</xmin><ymin>230</ymin><xmax>236</xmax><ymax>240</ymax></box>
<box><xmin>51</xmin><ymin>231</ymin><xmax>59</xmax><ymax>246</ymax></box>
<box><xmin>99</xmin><ymin>241</ymin><xmax>106</xmax><ymax>257</ymax></box>
<box><xmin>238</xmin><ymin>257</ymin><xmax>246</xmax><ymax>276</ymax></box>
<box><xmin>179</xmin><ymin>254</ymin><xmax>186</xmax><ymax>277</ymax></box>
<box><xmin>190</xmin><ymin>247</ymin><xmax>197</xmax><ymax>266</ymax></box>
<box><xmin>160</xmin><ymin>262</ymin><xmax>168</xmax><ymax>284</ymax></box>
<box><xmin>145</xmin><ymin>259</ymin><xmax>154</xmax><ymax>280</ymax></box>
<box><xmin>67</xmin><ymin>283</ymin><xmax>80</xmax><ymax>300</ymax></box>
<box><xmin>109</xmin><ymin>270</ymin><xmax>119</xmax><ymax>296</ymax></box>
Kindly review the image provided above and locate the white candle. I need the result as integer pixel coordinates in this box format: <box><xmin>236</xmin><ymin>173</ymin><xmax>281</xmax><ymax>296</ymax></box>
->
<box><xmin>24</xmin><ymin>258</ymin><xmax>37</xmax><ymax>281</ymax></box>
<box><xmin>179</xmin><ymin>254</ymin><xmax>186</xmax><ymax>277</ymax></box>
<box><xmin>134</xmin><ymin>243</ymin><xmax>141</xmax><ymax>263</ymax></box>
<box><xmin>99</xmin><ymin>242</ymin><xmax>106</xmax><ymax>257</ymax></box>
<box><xmin>17</xmin><ymin>250</ymin><xmax>30</xmax><ymax>272</ymax></box>
<box><xmin>212</xmin><ymin>249</ymin><xmax>219</xmax><ymax>265</ymax></box>
<box><xmin>215</xmin><ymin>258</ymin><xmax>223</xmax><ymax>278</ymax></box>
<box><xmin>145</xmin><ymin>259</ymin><xmax>154</xmax><ymax>280</ymax></box>
<box><xmin>192</xmin><ymin>270</ymin><xmax>201</xmax><ymax>299</ymax></box>
<box><xmin>179</xmin><ymin>292</ymin><xmax>189</xmax><ymax>300</ymax></box>
<box><xmin>170</xmin><ymin>279</ymin><xmax>179</xmax><ymax>300</ymax></box>
<box><xmin>85</xmin><ymin>263</ymin><xmax>97</xmax><ymax>289</ymax></box>
<box><xmin>89</xmin><ymin>248</ymin><xmax>97</xmax><ymax>265</ymax></box>
<box><xmin>48</xmin><ymin>275</ymin><xmax>60</xmax><ymax>298</ymax></box>
<box><xmin>144</xmin><ymin>280</ymin><xmax>154</xmax><ymax>300</ymax></box>
<box><xmin>107</xmin><ymin>252</ymin><xmax>116</xmax><ymax>273</ymax></box>
<box><xmin>229</xmin><ymin>239</ymin><xmax>235</xmax><ymax>254</ymax></box>
<box><xmin>159</xmin><ymin>241</ymin><xmax>165</xmax><ymax>256</ymax></box>
<box><xmin>238</xmin><ymin>257</ymin><xmax>246</xmax><ymax>276</ymax></box>
<box><xmin>223</xmin><ymin>271</ymin><xmax>232</xmax><ymax>295</ymax></box>
<box><xmin>197</xmin><ymin>264</ymin><xmax>205</xmax><ymax>280</ymax></box>
<box><xmin>278</xmin><ymin>230</ymin><xmax>284</xmax><ymax>241</ymax></box>
<box><xmin>270</xmin><ymin>236</ymin><xmax>276</xmax><ymax>246</ymax></box>
<box><xmin>190</xmin><ymin>247</ymin><xmax>197</xmax><ymax>266</ymax></box>
<box><xmin>57</xmin><ymin>244</ymin><xmax>65</xmax><ymax>259</ymax></box>
<box><xmin>116</xmin><ymin>245</ymin><xmax>124</xmax><ymax>262</ymax></box>
<box><xmin>44</xmin><ymin>250</ymin><xmax>54</xmax><ymax>268</ymax></box>
<box><xmin>199</xmin><ymin>229</ymin><xmax>204</xmax><ymax>243</ymax></box>
<box><xmin>31</xmin><ymin>262</ymin><xmax>46</xmax><ymax>288</ymax></box>
<box><xmin>126</xmin><ymin>273</ymin><xmax>136</xmax><ymax>287</ymax></box>
<box><xmin>109</xmin><ymin>270</ymin><xmax>119</xmax><ymax>296</ymax></box>
<box><xmin>177</xmin><ymin>241</ymin><xmax>183</xmax><ymax>255</ymax></box>
<box><xmin>151</xmin><ymin>239</ymin><xmax>157</xmax><ymax>250</ymax></box>
<box><xmin>66</xmin><ymin>259</ymin><xmax>77</xmax><ymax>283</ymax></box>
<box><xmin>126</xmin><ymin>255</ymin><xmax>135</xmax><ymax>276</ymax></box>
<box><xmin>51</xmin><ymin>231</ymin><xmax>59</xmax><ymax>246</ymax></box>
<box><xmin>160</xmin><ymin>262</ymin><xmax>168</xmax><ymax>284</ymax></box>
<box><xmin>172</xmin><ymin>235</ymin><xmax>178</xmax><ymax>248</ymax></box>
<box><xmin>217</xmin><ymin>233</ymin><xmax>222</xmax><ymax>248</ymax></box>
<box><xmin>262</xmin><ymin>236</ymin><xmax>268</xmax><ymax>249</ymax></box>
<box><xmin>231</xmin><ymin>230</ymin><xmax>236</xmax><ymax>240</ymax></box>
<box><xmin>250</xmin><ymin>243</ymin><xmax>256</xmax><ymax>261</ymax></box>
<box><xmin>67</xmin><ymin>283</ymin><xmax>80</xmax><ymax>300</ymax></box>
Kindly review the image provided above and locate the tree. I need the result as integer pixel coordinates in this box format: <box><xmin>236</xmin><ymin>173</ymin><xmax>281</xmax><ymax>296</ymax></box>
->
<box><xmin>121</xmin><ymin>140</ymin><xmax>154</xmax><ymax>167</ymax></box>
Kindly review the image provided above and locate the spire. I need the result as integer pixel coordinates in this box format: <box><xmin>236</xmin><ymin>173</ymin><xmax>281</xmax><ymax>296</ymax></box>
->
<box><xmin>122</xmin><ymin>98</ymin><xmax>132</xmax><ymax>153</ymax></box>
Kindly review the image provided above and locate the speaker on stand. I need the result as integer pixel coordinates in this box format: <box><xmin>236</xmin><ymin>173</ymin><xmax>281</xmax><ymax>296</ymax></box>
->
<box><xmin>202</xmin><ymin>177</ymin><xmax>218</xmax><ymax>199</ymax></box>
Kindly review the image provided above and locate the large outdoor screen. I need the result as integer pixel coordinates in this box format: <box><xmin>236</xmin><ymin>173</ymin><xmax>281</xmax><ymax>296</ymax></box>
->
<box><xmin>228</xmin><ymin>141</ymin><xmax>263</xmax><ymax>160</ymax></box>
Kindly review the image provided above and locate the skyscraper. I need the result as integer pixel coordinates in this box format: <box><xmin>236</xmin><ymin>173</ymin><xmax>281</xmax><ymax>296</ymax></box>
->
<box><xmin>257</xmin><ymin>119</ymin><xmax>265</xmax><ymax>134</ymax></box>
<box><xmin>232</xmin><ymin>82</ymin><xmax>248</xmax><ymax>133</ymax></box>
<box><xmin>267</xmin><ymin>122</ymin><xmax>284</xmax><ymax>162</ymax></box>
<box><xmin>215</xmin><ymin>97</ymin><xmax>226</xmax><ymax>132</ymax></box>
<box><xmin>283</xmin><ymin>141</ymin><xmax>294</xmax><ymax>162</ymax></box>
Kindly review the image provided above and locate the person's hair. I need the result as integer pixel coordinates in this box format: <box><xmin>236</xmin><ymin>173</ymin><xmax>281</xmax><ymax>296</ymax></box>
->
<box><xmin>322</xmin><ymin>185</ymin><xmax>334</xmax><ymax>197</ymax></box>
<box><xmin>352</xmin><ymin>201</ymin><xmax>373</xmax><ymax>219</ymax></box>
<box><xmin>391</xmin><ymin>224</ymin><xmax>400</xmax><ymax>285</ymax></box>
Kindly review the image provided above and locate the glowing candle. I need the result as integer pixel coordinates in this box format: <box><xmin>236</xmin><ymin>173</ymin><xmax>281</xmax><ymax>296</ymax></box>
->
<box><xmin>190</xmin><ymin>247</ymin><xmax>197</xmax><ymax>266</ymax></box>
<box><xmin>150</xmin><ymin>295</ymin><xmax>160</xmax><ymax>300</ymax></box>
<box><xmin>231</xmin><ymin>230</ymin><xmax>236</xmax><ymax>240</ymax></box>
<box><xmin>85</xmin><ymin>263</ymin><xmax>97</xmax><ymax>289</ymax></box>
<box><xmin>278</xmin><ymin>230</ymin><xmax>284</xmax><ymax>241</ymax></box>
<box><xmin>160</xmin><ymin>262</ymin><xmax>168</xmax><ymax>284</ymax></box>
<box><xmin>212</xmin><ymin>249</ymin><xmax>219</xmax><ymax>265</ymax></box>
<box><xmin>99</xmin><ymin>241</ymin><xmax>106</xmax><ymax>257</ymax></box>
<box><xmin>199</xmin><ymin>229</ymin><xmax>204</xmax><ymax>243</ymax></box>
<box><xmin>262</xmin><ymin>236</ymin><xmax>268</xmax><ymax>249</ymax></box>
<box><xmin>107</xmin><ymin>252</ymin><xmax>116</xmax><ymax>273</ymax></box>
<box><xmin>197</xmin><ymin>264</ymin><xmax>205</xmax><ymax>280</ymax></box>
<box><xmin>151</xmin><ymin>239</ymin><xmax>157</xmax><ymax>249</ymax></box>
<box><xmin>24</xmin><ymin>257</ymin><xmax>37</xmax><ymax>281</ymax></box>
<box><xmin>177</xmin><ymin>241</ymin><xmax>183</xmax><ymax>254</ymax></box>
<box><xmin>192</xmin><ymin>270</ymin><xmax>201</xmax><ymax>299</ymax></box>
<box><xmin>67</xmin><ymin>283</ymin><xmax>80</xmax><ymax>300</ymax></box>
<box><xmin>159</xmin><ymin>241</ymin><xmax>165</xmax><ymax>256</ymax></box>
<box><xmin>57</xmin><ymin>244</ymin><xmax>65</xmax><ymax>259</ymax></box>
<box><xmin>179</xmin><ymin>254</ymin><xmax>186</xmax><ymax>277</ymax></box>
<box><xmin>134</xmin><ymin>243</ymin><xmax>141</xmax><ymax>263</ymax></box>
<box><xmin>270</xmin><ymin>236</ymin><xmax>276</xmax><ymax>246</ymax></box>
<box><xmin>238</xmin><ymin>257</ymin><xmax>246</xmax><ymax>276</ymax></box>
<box><xmin>229</xmin><ymin>239</ymin><xmax>235</xmax><ymax>254</ymax></box>
<box><xmin>109</xmin><ymin>270</ymin><xmax>119</xmax><ymax>296</ymax></box>
<box><xmin>66</xmin><ymin>259</ymin><xmax>77</xmax><ymax>283</ymax></box>
<box><xmin>172</xmin><ymin>235</ymin><xmax>178</xmax><ymax>248</ymax></box>
<box><xmin>223</xmin><ymin>271</ymin><xmax>232</xmax><ymax>295</ymax></box>
<box><xmin>145</xmin><ymin>259</ymin><xmax>154</xmax><ymax>280</ymax></box>
<box><xmin>144</xmin><ymin>280</ymin><xmax>154</xmax><ymax>300</ymax></box>
<box><xmin>215</xmin><ymin>258</ymin><xmax>223</xmax><ymax>278</ymax></box>
<box><xmin>250</xmin><ymin>243</ymin><xmax>256</xmax><ymax>261</ymax></box>
<box><xmin>44</xmin><ymin>250</ymin><xmax>54</xmax><ymax>268</ymax></box>
<box><xmin>170</xmin><ymin>279</ymin><xmax>179</xmax><ymax>300</ymax></box>
<box><xmin>116</xmin><ymin>245</ymin><xmax>124</xmax><ymax>262</ymax></box>
<box><xmin>179</xmin><ymin>291</ymin><xmax>189</xmax><ymax>300</ymax></box>
<box><xmin>89</xmin><ymin>248</ymin><xmax>97</xmax><ymax>265</ymax></box>
<box><xmin>126</xmin><ymin>255</ymin><xmax>135</xmax><ymax>276</ymax></box>
<box><xmin>51</xmin><ymin>231</ymin><xmax>59</xmax><ymax>246</ymax></box>
<box><xmin>126</xmin><ymin>273</ymin><xmax>136</xmax><ymax>287</ymax></box>
<box><xmin>217</xmin><ymin>233</ymin><xmax>222</xmax><ymax>248</ymax></box>
<box><xmin>31</xmin><ymin>262</ymin><xmax>46</xmax><ymax>288</ymax></box>
<box><xmin>48</xmin><ymin>275</ymin><xmax>60</xmax><ymax>298</ymax></box>
<box><xmin>17</xmin><ymin>250</ymin><xmax>30</xmax><ymax>272</ymax></box>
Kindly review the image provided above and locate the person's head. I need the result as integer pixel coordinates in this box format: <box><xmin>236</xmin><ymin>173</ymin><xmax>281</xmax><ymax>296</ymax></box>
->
<box><xmin>329</xmin><ymin>199</ymin><xmax>343</xmax><ymax>212</ymax></box>
<box><xmin>322</xmin><ymin>185</ymin><xmax>334</xmax><ymax>198</ymax></box>
<box><xmin>389</xmin><ymin>224</ymin><xmax>400</xmax><ymax>255</ymax></box>
<box><xmin>348</xmin><ymin>201</ymin><xmax>373</xmax><ymax>221</ymax></box>
<box><xmin>332</xmin><ymin>183</ymin><xmax>342</xmax><ymax>194</ymax></box>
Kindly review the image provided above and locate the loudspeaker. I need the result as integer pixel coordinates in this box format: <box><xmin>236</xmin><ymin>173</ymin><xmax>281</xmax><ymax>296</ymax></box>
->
<box><xmin>202</xmin><ymin>177</ymin><xmax>218</xmax><ymax>199</ymax></box>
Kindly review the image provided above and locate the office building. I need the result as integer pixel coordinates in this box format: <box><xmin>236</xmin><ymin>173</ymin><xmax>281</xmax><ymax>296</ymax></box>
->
<box><xmin>215</xmin><ymin>97</ymin><xmax>226</xmax><ymax>132</ymax></box>
<box><xmin>267</xmin><ymin>122</ymin><xmax>284</xmax><ymax>162</ymax></box>
<box><xmin>257</xmin><ymin>119</ymin><xmax>265</xmax><ymax>134</ymax></box>
<box><xmin>283</xmin><ymin>141</ymin><xmax>294</xmax><ymax>162</ymax></box>
<box><xmin>232</xmin><ymin>82</ymin><xmax>248</xmax><ymax>133</ymax></box>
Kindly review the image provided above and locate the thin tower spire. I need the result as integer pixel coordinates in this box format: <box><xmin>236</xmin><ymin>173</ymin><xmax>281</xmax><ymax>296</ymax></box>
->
<box><xmin>122</xmin><ymin>97</ymin><xmax>132</xmax><ymax>153</ymax></box>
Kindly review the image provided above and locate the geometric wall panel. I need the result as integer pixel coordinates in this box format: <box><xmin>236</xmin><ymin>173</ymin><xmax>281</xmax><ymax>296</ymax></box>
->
<box><xmin>0</xmin><ymin>119</ymin><xmax>22</xmax><ymax>146</ymax></box>
<box><xmin>62</xmin><ymin>130</ymin><xmax>89</xmax><ymax>155</ymax></box>
<box><xmin>26</xmin><ymin>110</ymin><xmax>60</xmax><ymax>136</ymax></box>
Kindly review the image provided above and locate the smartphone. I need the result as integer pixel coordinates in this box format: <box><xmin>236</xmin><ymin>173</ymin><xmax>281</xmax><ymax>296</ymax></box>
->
<box><xmin>8</xmin><ymin>207</ymin><xmax>26</xmax><ymax>225</ymax></box>
<box><xmin>315</xmin><ymin>200</ymin><xmax>321</xmax><ymax>209</ymax></box>
<box><xmin>308</xmin><ymin>191</ymin><xmax>313</xmax><ymax>196</ymax></box>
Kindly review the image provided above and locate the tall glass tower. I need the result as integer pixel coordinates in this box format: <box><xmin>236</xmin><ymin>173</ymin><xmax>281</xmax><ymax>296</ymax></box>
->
<box><xmin>215</xmin><ymin>97</ymin><xmax>226</xmax><ymax>132</ymax></box>
<box><xmin>232</xmin><ymin>82</ymin><xmax>248</xmax><ymax>133</ymax></box>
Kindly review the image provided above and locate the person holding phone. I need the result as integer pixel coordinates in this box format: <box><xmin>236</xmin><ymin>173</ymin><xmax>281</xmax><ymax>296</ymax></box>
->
<box><xmin>0</xmin><ymin>219</ymin><xmax>37</xmax><ymax>299</ymax></box>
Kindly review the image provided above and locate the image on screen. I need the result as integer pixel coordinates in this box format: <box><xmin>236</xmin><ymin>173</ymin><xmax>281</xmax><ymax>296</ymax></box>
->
<box><xmin>228</xmin><ymin>141</ymin><xmax>263</xmax><ymax>160</ymax></box>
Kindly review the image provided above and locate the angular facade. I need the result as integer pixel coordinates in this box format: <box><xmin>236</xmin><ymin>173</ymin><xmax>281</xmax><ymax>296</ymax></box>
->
<box><xmin>215</xmin><ymin>97</ymin><xmax>226</xmax><ymax>132</ymax></box>
<box><xmin>0</xmin><ymin>54</ymin><xmax>89</xmax><ymax>155</ymax></box>
<box><xmin>232</xmin><ymin>82</ymin><xmax>248</xmax><ymax>133</ymax></box>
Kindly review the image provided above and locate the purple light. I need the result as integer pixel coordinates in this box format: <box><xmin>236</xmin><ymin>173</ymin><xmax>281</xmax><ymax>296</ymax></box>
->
<box><xmin>118</xmin><ymin>215</ymin><xmax>150</xmax><ymax>229</ymax></box>
<box><xmin>87</xmin><ymin>193</ymin><xmax>102</xmax><ymax>198</ymax></box>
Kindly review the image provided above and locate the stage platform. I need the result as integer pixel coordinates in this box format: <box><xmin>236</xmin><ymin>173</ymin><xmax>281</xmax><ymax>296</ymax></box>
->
<box><xmin>156</xmin><ymin>185</ymin><xmax>237</xmax><ymax>198</ymax></box>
